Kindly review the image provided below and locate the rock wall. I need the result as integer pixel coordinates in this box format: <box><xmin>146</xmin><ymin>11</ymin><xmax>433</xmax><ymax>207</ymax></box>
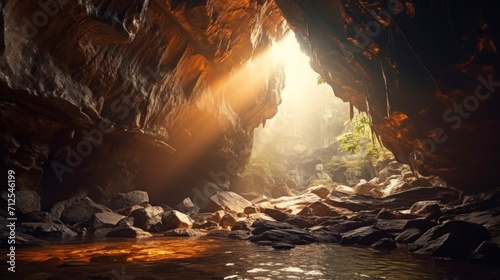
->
<box><xmin>275</xmin><ymin>0</ymin><xmax>500</xmax><ymax>193</ymax></box>
<box><xmin>0</xmin><ymin>0</ymin><xmax>286</xmax><ymax>207</ymax></box>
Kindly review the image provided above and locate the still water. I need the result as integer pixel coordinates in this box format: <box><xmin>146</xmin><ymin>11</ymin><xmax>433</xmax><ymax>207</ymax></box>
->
<box><xmin>2</xmin><ymin>236</ymin><xmax>499</xmax><ymax>280</ymax></box>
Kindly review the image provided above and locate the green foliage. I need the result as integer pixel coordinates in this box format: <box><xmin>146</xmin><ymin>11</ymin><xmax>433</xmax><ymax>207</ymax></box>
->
<box><xmin>316</xmin><ymin>75</ymin><xmax>325</xmax><ymax>85</ymax></box>
<box><xmin>337</xmin><ymin>113</ymin><xmax>390</xmax><ymax>163</ymax></box>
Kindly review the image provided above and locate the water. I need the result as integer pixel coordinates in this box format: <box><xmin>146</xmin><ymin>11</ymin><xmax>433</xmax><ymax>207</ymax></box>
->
<box><xmin>2</xmin><ymin>235</ymin><xmax>499</xmax><ymax>279</ymax></box>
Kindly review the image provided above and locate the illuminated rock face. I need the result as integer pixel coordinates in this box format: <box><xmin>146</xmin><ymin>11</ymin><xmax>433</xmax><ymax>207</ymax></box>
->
<box><xmin>276</xmin><ymin>0</ymin><xmax>500</xmax><ymax>193</ymax></box>
<box><xmin>0</xmin><ymin>0</ymin><xmax>285</xmax><ymax>206</ymax></box>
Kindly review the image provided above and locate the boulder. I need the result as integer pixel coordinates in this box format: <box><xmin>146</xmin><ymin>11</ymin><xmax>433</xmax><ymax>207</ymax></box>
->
<box><xmin>206</xmin><ymin>230</ymin><xmax>230</xmax><ymax>238</ymax></box>
<box><xmin>297</xmin><ymin>201</ymin><xmax>351</xmax><ymax>217</ymax></box>
<box><xmin>410</xmin><ymin>200</ymin><xmax>441</xmax><ymax>216</ymax></box>
<box><xmin>250</xmin><ymin>229</ymin><xmax>315</xmax><ymax>245</ymax></box>
<box><xmin>228</xmin><ymin>230</ymin><xmax>252</xmax><ymax>240</ymax></box>
<box><xmin>193</xmin><ymin>221</ymin><xmax>218</xmax><ymax>230</ymax></box>
<box><xmin>271</xmin><ymin>192</ymin><xmax>321</xmax><ymax>214</ymax></box>
<box><xmin>110</xmin><ymin>190</ymin><xmax>149</xmax><ymax>210</ymax></box>
<box><xmin>251</xmin><ymin>219</ymin><xmax>294</xmax><ymax>235</ymax></box>
<box><xmin>382</xmin><ymin>179</ymin><xmax>412</xmax><ymax>197</ymax></box>
<box><xmin>12</xmin><ymin>190</ymin><xmax>41</xmax><ymax>214</ymax></box>
<box><xmin>129</xmin><ymin>206</ymin><xmax>164</xmax><ymax>231</ymax></box>
<box><xmin>395</xmin><ymin>228</ymin><xmax>422</xmax><ymax>244</ymax></box>
<box><xmin>202</xmin><ymin>191</ymin><xmax>252</xmax><ymax>213</ymax></box>
<box><xmin>340</xmin><ymin>226</ymin><xmax>394</xmax><ymax>246</ymax></box>
<box><xmin>160</xmin><ymin>210</ymin><xmax>194</xmax><ymax>231</ymax></box>
<box><xmin>164</xmin><ymin>228</ymin><xmax>202</xmax><ymax>237</ymax></box>
<box><xmin>231</xmin><ymin>221</ymin><xmax>251</xmax><ymax>231</ymax></box>
<box><xmin>220</xmin><ymin>213</ymin><xmax>237</xmax><ymax>228</ymax></box>
<box><xmin>262</xmin><ymin>208</ymin><xmax>291</xmax><ymax>222</ymax></box>
<box><xmin>410</xmin><ymin>220</ymin><xmax>492</xmax><ymax>259</ymax></box>
<box><xmin>376</xmin><ymin>208</ymin><xmax>419</xmax><ymax>220</ymax></box>
<box><xmin>20</xmin><ymin>211</ymin><xmax>57</xmax><ymax>223</ymax></box>
<box><xmin>90</xmin><ymin>212</ymin><xmax>126</xmax><ymax>231</ymax></box>
<box><xmin>271</xmin><ymin>183</ymin><xmax>295</xmax><ymax>199</ymax></box>
<box><xmin>353</xmin><ymin>181</ymin><xmax>381</xmax><ymax>196</ymax></box>
<box><xmin>175</xmin><ymin>197</ymin><xmax>199</xmax><ymax>215</ymax></box>
<box><xmin>284</xmin><ymin>216</ymin><xmax>316</xmax><ymax>229</ymax></box>
<box><xmin>304</xmin><ymin>186</ymin><xmax>331</xmax><ymax>199</ymax></box>
<box><xmin>326</xmin><ymin>220</ymin><xmax>374</xmax><ymax>234</ymax></box>
<box><xmin>107</xmin><ymin>226</ymin><xmax>152</xmax><ymax>238</ymax></box>
<box><xmin>334</xmin><ymin>185</ymin><xmax>354</xmax><ymax>194</ymax></box>
<box><xmin>17</xmin><ymin>222</ymin><xmax>77</xmax><ymax>238</ymax></box>
<box><xmin>243</xmin><ymin>206</ymin><xmax>259</xmax><ymax>215</ymax></box>
<box><xmin>51</xmin><ymin>196</ymin><xmax>112</xmax><ymax>225</ymax></box>
<box><xmin>403</xmin><ymin>219</ymin><xmax>438</xmax><ymax>232</ymax></box>
<box><xmin>207</xmin><ymin>210</ymin><xmax>225</xmax><ymax>224</ymax></box>
<box><xmin>469</xmin><ymin>241</ymin><xmax>500</xmax><ymax>263</ymax></box>
<box><xmin>372</xmin><ymin>219</ymin><xmax>407</xmax><ymax>232</ymax></box>
<box><xmin>371</xmin><ymin>238</ymin><xmax>397</xmax><ymax>249</ymax></box>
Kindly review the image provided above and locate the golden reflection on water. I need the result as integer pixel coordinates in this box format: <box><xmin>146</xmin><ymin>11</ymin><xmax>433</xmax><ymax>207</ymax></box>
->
<box><xmin>21</xmin><ymin>237</ymin><xmax>221</xmax><ymax>263</ymax></box>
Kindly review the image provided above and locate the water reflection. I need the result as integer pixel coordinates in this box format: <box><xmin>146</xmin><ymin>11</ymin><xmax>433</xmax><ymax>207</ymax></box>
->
<box><xmin>3</xmin><ymin>236</ymin><xmax>499</xmax><ymax>279</ymax></box>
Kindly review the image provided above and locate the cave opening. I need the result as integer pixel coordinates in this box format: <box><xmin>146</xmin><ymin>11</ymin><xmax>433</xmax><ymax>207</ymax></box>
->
<box><xmin>1</xmin><ymin>0</ymin><xmax>500</xmax><ymax>278</ymax></box>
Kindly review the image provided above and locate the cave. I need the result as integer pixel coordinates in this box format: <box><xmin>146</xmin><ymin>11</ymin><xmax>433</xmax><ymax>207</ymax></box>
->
<box><xmin>1</xmin><ymin>0</ymin><xmax>500</xmax><ymax>279</ymax></box>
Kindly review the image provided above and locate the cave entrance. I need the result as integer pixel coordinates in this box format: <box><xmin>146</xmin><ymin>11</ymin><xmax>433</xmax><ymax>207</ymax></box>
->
<box><xmin>233</xmin><ymin>31</ymin><xmax>394</xmax><ymax>197</ymax></box>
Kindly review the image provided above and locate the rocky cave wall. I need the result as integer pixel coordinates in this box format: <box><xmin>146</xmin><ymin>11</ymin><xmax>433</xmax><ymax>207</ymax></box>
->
<box><xmin>275</xmin><ymin>0</ymin><xmax>500</xmax><ymax>193</ymax></box>
<box><xmin>0</xmin><ymin>0</ymin><xmax>286</xmax><ymax>208</ymax></box>
<box><xmin>2</xmin><ymin>0</ymin><xmax>500</xmax><ymax>211</ymax></box>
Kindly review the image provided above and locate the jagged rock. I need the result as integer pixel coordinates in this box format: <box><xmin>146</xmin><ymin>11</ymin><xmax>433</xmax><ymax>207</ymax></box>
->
<box><xmin>310</xmin><ymin>230</ymin><xmax>341</xmax><ymax>243</ymax></box>
<box><xmin>110</xmin><ymin>191</ymin><xmax>149</xmax><ymax>210</ymax></box>
<box><xmin>117</xmin><ymin>217</ymin><xmax>135</xmax><ymax>227</ymax></box>
<box><xmin>326</xmin><ymin>220</ymin><xmax>375</xmax><ymax>234</ymax></box>
<box><xmin>250</xmin><ymin>229</ymin><xmax>315</xmax><ymax>245</ymax></box>
<box><xmin>304</xmin><ymin>186</ymin><xmax>331</xmax><ymax>199</ymax></box>
<box><xmin>403</xmin><ymin>219</ymin><xmax>438</xmax><ymax>232</ymax></box>
<box><xmin>175</xmin><ymin>197</ymin><xmax>199</xmax><ymax>215</ymax></box>
<box><xmin>271</xmin><ymin>192</ymin><xmax>321</xmax><ymax>214</ymax></box>
<box><xmin>220</xmin><ymin>213</ymin><xmax>237</xmax><ymax>228</ymax></box>
<box><xmin>383</xmin><ymin>179</ymin><xmax>412</xmax><ymax>197</ymax></box>
<box><xmin>469</xmin><ymin>241</ymin><xmax>500</xmax><ymax>263</ymax></box>
<box><xmin>326</xmin><ymin>187</ymin><xmax>459</xmax><ymax>212</ymax></box>
<box><xmin>114</xmin><ymin>205</ymin><xmax>144</xmax><ymax>216</ymax></box>
<box><xmin>334</xmin><ymin>185</ymin><xmax>354</xmax><ymax>194</ymax></box>
<box><xmin>207</xmin><ymin>210</ymin><xmax>225</xmax><ymax>224</ymax></box>
<box><xmin>193</xmin><ymin>221</ymin><xmax>218</xmax><ymax>230</ymax></box>
<box><xmin>129</xmin><ymin>206</ymin><xmax>163</xmax><ymax>231</ymax></box>
<box><xmin>371</xmin><ymin>238</ymin><xmax>397</xmax><ymax>249</ymax></box>
<box><xmin>90</xmin><ymin>212</ymin><xmax>126</xmax><ymax>231</ymax></box>
<box><xmin>243</xmin><ymin>206</ymin><xmax>259</xmax><ymax>215</ymax></box>
<box><xmin>271</xmin><ymin>183</ymin><xmax>295</xmax><ymax>199</ymax></box>
<box><xmin>410</xmin><ymin>220</ymin><xmax>492</xmax><ymax>259</ymax></box>
<box><xmin>17</xmin><ymin>222</ymin><xmax>77</xmax><ymax>238</ymax></box>
<box><xmin>51</xmin><ymin>196</ymin><xmax>112</xmax><ymax>225</ymax></box>
<box><xmin>409</xmin><ymin>178</ymin><xmax>433</xmax><ymax>188</ymax></box>
<box><xmin>228</xmin><ymin>230</ymin><xmax>252</xmax><ymax>240</ymax></box>
<box><xmin>376</xmin><ymin>208</ymin><xmax>419</xmax><ymax>220</ymax></box>
<box><xmin>164</xmin><ymin>228</ymin><xmax>202</xmax><ymax>237</ymax></box>
<box><xmin>11</xmin><ymin>190</ymin><xmax>41</xmax><ymax>215</ymax></box>
<box><xmin>340</xmin><ymin>226</ymin><xmax>394</xmax><ymax>246</ymax></box>
<box><xmin>251</xmin><ymin>219</ymin><xmax>294</xmax><ymax>235</ymax></box>
<box><xmin>160</xmin><ymin>210</ymin><xmax>194</xmax><ymax>231</ymax></box>
<box><xmin>20</xmin><ymin>211</ymin><xmax>57</xmax><ymax>223</ymax></box>
<box><xmin>202</xmin><ymin>192</ymin><xmax>252</xmax><ymax>213</ymax></box>
<box><xmin>231</xmin><ymin>221</ymin><xmax>251</xmax><ymax>231</ymax></box>
<box><xmin>372</xmin><ymin>219</ymin><xmax>407</xmax><ymax>232</ymax></box>
<box><xmin>297</xmin><ymin>201</ymin><xmax>351</xmax><ymax>217</ymax></box>
<box><xmin>284</xmin><ymin>216</ymin><xmax>316</xmax><ymax>229</ymax></box>
<box><xmin>262</xmin><ymin>208</ymin><xmax>291</xmax><ymax>222</ymax></box>
<box><xmin>353</xmin><ymin>180</ymin><xmax>382</xmax><ymax>196</ymax></box>
<box><xmin>395</xmin><ymin>228</ymin><xmax>423</xmax><ymax>244</ymax></box>
<box><xmin>107</xmin><ymin>226</ymin><xmax>152</xmax><ymax>238</ymax></box>
<box><xmin>410</xmin><ymin>201</ymin><xmax>441</xmax><ymax>216</ymax></box>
